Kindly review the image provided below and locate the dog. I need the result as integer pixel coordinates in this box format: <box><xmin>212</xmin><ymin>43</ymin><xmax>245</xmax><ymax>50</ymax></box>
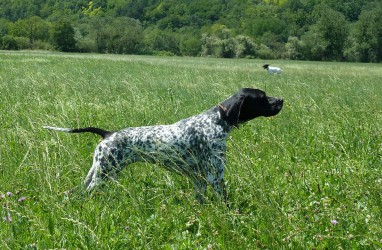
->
<box><xmin>44</xmin><ymin>88</ymin><xmax>283</xmax><ymax>203</ymax></box>
<box><xmin>263</xmin><ymin>64</ymin><xmax>282</xmax><ymax>74</ymax></box>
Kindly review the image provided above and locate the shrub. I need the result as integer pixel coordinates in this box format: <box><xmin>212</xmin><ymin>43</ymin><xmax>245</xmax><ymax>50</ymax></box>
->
<box><xmin>33</xmin><ymin>40</ymin><xmax>53</xmax><ymax>50</ymax></box>
<box><xmin>14</xmin><ymin>37</ymin><xmax>31</xmax><ymax>49</ymax></box>
<box><xmin>144</xmin><ymin>29</ymin><xmax>180</xmax><ymax>55</ymax></box>
<box><xmin>257</xmin><ymin>44</ymin><xmax>274</xmax><ymax>59</ymax></box>
<box><xmin>1</xmin><ymin>35</ymin><xmax>18</xmax><ymax>50</ymax></box>
<box><xmin>180</xmin><ymin>36</ymin><xmax>201</xmax><ymax>56</ymax></box>
<box><xmin>284</xmin><ymin>36</ymin><xmax>304</xmax><ymax>60</ymax></box>
<box><xmin>200</xmin><ymin>34</ymin><xmax>223</xmax><ymax>57</ymax></box>
<box><xmin>235</xmin><ymin>35</ymin><xmax>257</xmax><ymax>58</ymax></box>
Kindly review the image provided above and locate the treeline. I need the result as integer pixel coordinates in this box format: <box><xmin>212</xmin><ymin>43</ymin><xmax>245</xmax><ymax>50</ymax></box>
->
<box><xmin>0</xmin><ymin>0</ymin><xmax>381</xmax><ymax>62</ymax></box>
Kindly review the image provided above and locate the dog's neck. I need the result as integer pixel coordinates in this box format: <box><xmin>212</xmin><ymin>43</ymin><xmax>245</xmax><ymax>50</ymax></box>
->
<box><xmin>216</xmin><ymin>105</ymin><xmax>238</xmax><ymax>131</ymax></box>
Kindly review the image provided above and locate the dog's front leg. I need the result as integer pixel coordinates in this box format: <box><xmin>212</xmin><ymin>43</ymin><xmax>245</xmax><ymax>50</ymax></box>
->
<box><xmin>214</xmin><ymin>177</ymin><xmax>228</xmax><ymax>205</ymax></box>
<box><xmin>192</xmin><ymin>178</ymin><xmax>207</xmax><ymax>203</ymax></box>
<box><xmin>208</xmin><ymin>155</ymin><xmax>229</xmax><ymax>206</ymax></box>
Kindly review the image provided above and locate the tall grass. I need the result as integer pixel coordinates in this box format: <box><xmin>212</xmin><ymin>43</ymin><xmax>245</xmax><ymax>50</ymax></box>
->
<box><xmin>1</xmin><ymin>51</ymin><xmax>381</xmax><ymax>249</ymax></box>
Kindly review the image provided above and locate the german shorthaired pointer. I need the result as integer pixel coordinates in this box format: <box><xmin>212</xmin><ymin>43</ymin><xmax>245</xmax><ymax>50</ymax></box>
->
<box><xmin>44</xmin><ymin>88</ymin><xmax>283</xmax><ymax>203</ymax></box>
<box><xmin>263</xmin><ymin>64</ymin><xmax>282</xmax><ymax>74</ymax></box>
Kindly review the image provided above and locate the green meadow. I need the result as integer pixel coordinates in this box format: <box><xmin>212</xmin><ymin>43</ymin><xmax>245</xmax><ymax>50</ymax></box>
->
<box><xmin>0</xmin><ymin>51</ymin><xmax>381</xmax><ymax>249</ymax></box>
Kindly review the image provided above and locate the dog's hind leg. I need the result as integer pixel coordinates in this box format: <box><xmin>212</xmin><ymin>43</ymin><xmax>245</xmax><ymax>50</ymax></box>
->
<box><xmin>84</xmin><ymin>143</ymin><xmax>134</xmax><ymax>191</ymax></box>
<box><xmin>84</xmin><ymin>146</ymin><xmax>119</xmax><ymax>191</ymax></box>
<box><xmin>84</xmin><ymin>156</ymin><xmax>104</xmax><ymax>191</ymax></box>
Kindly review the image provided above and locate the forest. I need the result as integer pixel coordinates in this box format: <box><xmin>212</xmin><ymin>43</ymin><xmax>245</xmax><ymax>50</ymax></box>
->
<box><xmin>0</xmin><ymin>0</ymin><xmax>381</xmax><ymax>62</ymax></box>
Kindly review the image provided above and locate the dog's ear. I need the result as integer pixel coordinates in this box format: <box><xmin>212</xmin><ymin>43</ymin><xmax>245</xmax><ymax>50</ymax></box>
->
<box><xmin>226</xmin><ymin>95</ymin><xmax>245</xmax><ymax>125</ymax></box>
<box><xmin>220</xmin><ymin>92</ymin><xmax>246</xmax><ymax>126</ymax></box>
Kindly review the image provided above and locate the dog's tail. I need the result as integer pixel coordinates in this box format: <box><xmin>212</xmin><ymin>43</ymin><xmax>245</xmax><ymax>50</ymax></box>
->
<box><xmin>43</xmin><ymin>126</ymin><xmax>112</xmax><ymax>139</ymax></box>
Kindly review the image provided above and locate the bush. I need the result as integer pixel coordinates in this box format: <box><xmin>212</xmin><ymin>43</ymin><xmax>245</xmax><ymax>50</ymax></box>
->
<box><xmin>152</xmin><ymin>50</ymin><xmax>176</xmax><ymax>56</ymax></box>
<box><xmin>200</xmin><ymin>34</ymin><xmax>223</xmax><ymax>57</ymax></box>
<box><xmin>180</xmin><ymin>36</ymin><xmax>201</xmax><ymax>56</ymax></box>
<box><xmin>103</xmin><ymin>17</ymin><xmax>144</xmax><ymax>54</ymax></box>
<box><xmin>1</xmin><ymin>35</ymin><xmax>18</xmax><ymax>50</ymax></box>
<box><xmin>33</xmin><ymin>40</ymin><xmax>53</xmax><ymax>50</ymax></box>
<box><xmin>144</xmin><ymin>29</ymin><xmax>180</xmax><ymax>55</ymax></box>
<box><xmin>14</xmin><ymin>37</ymin><xmax>31</xmax><ymax>49</ymax></box>
<box><xmin>76</xmin><ymin>36</ymin><xmax>97</xmax><ymax>53</ymax></box>
<box><xmin>300</xmin><ymin>27</ymin><xmax>328</xmax><ymax>61</ymax></box>
<box><xmin>235</xmin><ymin>35</ymin><xmax>257</xmax><ymax>58</ymax></box>
<box><xmin>221</xmin><ymin>37</ymin><xmax>236</xmax><ymax>58</ymax></box>
<box><xmin>257</xmin><ymin>44</ymin><xmax>274</xmax><ymax>59</ymax></box>
<box><xmin>284</xmin><ymin>36</ymin><xmax>304</xmax><ymax>60</ymax></box>
<box><xmin>201</xmin><ymin>33</ymin><xmax>280</xmax><ymax>59</ymax></box>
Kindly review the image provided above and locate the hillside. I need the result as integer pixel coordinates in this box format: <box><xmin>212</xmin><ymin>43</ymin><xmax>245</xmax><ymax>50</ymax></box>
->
<box><xmin>0</xmin><ymin>0</ymin><xmax>381</xmax><ymax>62</ymax></box>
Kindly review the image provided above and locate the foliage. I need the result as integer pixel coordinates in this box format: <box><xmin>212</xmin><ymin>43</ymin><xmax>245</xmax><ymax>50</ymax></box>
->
<box><xmin>9</xmin><ymin>16</ymin><xmax>50</xmax><ymax>48</ymax></box>
<box><xmin>0</xmin><ymin>18</ymin><xmax>10</xmax><ymax>36</ymax></box>
<box><xmin>50</xmin><ymin>20</ymin><xmax>76</xmax><ymax>52</ymax></box>
<box><xmin>201</xmin><ymin>32</ymin><xmax>268</xmax><ymax>59</ymax></box>
<box><xmin>284</xmin><ymin>36</ymin><xmax>304</xmax><ymax>60</ymax></box>
<box><xmin>83</xmin><ymin>17</ymin><xmax>144</xmax><ymax>54</ymax></box>
<box><xmin>144</xmin><ymin>28</ymin><xmax>181</xmax><ymax>55</ymax></box>
<box><xmin>1</xmin><ymin>35</ymin><xmax>18</xmax><ymax>50</ymax></box>
<box><xmin>314</xmin><ymin>6</ymin><xmax>349</xmax><ymax>61</ymax></box>
<box><xmin>82</xmin><ymin>1</ymin><xmax>103</xmax><ymax>17</ymax></box>
<box><xmin>352</xmin><ymin>3</ymin><xmax>382</xmax><ymax>62</ymax></box>
<box><xmin>179</xmin><ymin>35</ymin><xmax>202</xmax><ymax>57</ymax></box>
<box><xmin>0</xmin><ymin>0</ymin><xmax>381</xmax><ymax>62</ymax></box>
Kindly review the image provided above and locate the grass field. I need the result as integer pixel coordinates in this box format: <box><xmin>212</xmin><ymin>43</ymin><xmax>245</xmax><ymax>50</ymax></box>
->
<box><xmin>1</xmin><ymin>51</ymin><xmax>381</xmax><ymax>249</ymax></box>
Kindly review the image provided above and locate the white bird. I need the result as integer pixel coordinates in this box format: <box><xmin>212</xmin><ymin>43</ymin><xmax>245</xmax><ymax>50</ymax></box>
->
<box><xmin>263</xmin><ymin>64</ymin><xmax>282</xmax><ymax>75</ymax></box>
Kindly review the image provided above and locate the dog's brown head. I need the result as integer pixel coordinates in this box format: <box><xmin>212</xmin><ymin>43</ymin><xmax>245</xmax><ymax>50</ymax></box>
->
<box><xmin>219</xmin><ymin>88</ymin><xmax>283</xmax><ymax>126</ymax></box>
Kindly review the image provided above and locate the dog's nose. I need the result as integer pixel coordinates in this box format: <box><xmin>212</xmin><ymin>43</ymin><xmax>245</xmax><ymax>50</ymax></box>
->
<box><xmin>269</xmin><ymin>97</ymin><xmax>283</xmax><ymax>105</ymax></box>
<box><xmin>273</xmin><ymin>98</ymin><xmax>283</xmax><ymax>111</ymax></box>
<box><xmin>277</xmin><ymin>98</ymin><xmax>283</xmax><ymax>107</ymax></box>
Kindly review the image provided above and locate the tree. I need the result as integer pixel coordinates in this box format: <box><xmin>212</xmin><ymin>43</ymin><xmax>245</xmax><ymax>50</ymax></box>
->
<box><xmin>0</xmin><ymin>0</ymin><xmax>379</xmax><ymax>62</ymax></box>
<box><xmin>51</xmin><ymin>20</ymin><xmax>76</xmax><ymax>52</ymax></box>
<box><xmin>315</xmin><ymin>7</ymin><xmax>349</xmax><ymax>60</ymax></box>
<box><xmin>353</xmin><ymin>4</ymin><xmax>382</xmax><ymax>62</ymax></box>
<box><xmin>0</xmin><ymin>0</ymin><xmax>41</xmax><ymax>21</ymax></box>
<box><xmin>82</xmin><ymin>1</ymin><xmax>103</xmax><ymax>17</ymax></box>
<box><xmin>9</xmin><ymin>16</ymin><xmax>50</xmax><ymax>49</ymax></box>
<box><xmin>284</xmin><ymin>36</ymin><xmax>303</xmax><ymax>60</ymax></box>
<box><xmin>77</xmin><ymin>15</ymin><xmax>144</xmax><ymax>54</ymax></box>
<box><xmin>300</xmin><ymin>25</ymin><xmax>328</xmax><ymax>61</ymax></box>
<box><xmin>201</xmin><ymin>34</ymin><xmax>223</xmax><ymax>57</ymax></box>
<box><xmin>0</xmin><ymin>18</ymin><xmax>10</xmax><ymax>37</ymax></box>
<box><xmin>144</xmin><ymin>28</ymin><xmax>180</xmax><ymax>55</ymax></box>
<box><xmin>105</xmin><ymin>17</ymin><xmax>144</xmax><ymax>54</ymax></box>
<box><xmin>234</xmin><ymin>35</ymin><xmax>257</xmax><ymax>58</ymax></box>
<box><xmin>180</xmin><ymin>35</ymin><xmax>201</xmax><ymax>56</ymax></box>
<box><xmin>301</xmin><ymin>6</ymin><xmax>349</xmax><ymax>61</ymax></box>
<box><xmin>320</xmin><ymin>0</ymin><xmax>369</xmax><ymax>22</ymax></box>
